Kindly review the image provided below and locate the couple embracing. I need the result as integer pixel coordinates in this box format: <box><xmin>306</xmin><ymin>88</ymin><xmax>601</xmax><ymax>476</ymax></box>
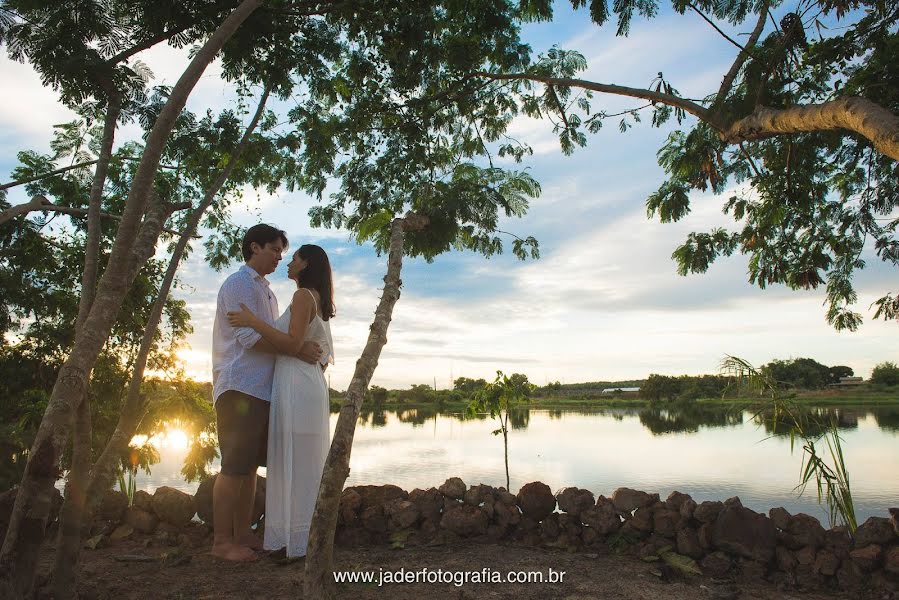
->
<box><xmin>210</xmin><ymin>224</ymin><xmax>335</xmax><ymax>562</ymax></box>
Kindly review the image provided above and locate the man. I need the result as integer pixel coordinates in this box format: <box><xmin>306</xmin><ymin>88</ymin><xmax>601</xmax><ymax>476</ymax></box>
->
<box><xmin>210</xmin><ymin>224</ymin><xmax>321</xmax><ymax>562</ymax></box>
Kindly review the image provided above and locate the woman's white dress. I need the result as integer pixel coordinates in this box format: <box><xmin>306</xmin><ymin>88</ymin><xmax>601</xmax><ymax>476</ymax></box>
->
<box><xmin>263</xmin><ymin>290</ymin><xmax>333</xmax><ymax>557</ymax></box>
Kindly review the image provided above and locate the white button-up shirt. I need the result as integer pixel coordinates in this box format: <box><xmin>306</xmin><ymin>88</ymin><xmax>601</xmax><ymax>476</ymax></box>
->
<box><xmin>212</xmin><ymin>265</ymin><xmax>279</xmax><ymax>403</ymax></box>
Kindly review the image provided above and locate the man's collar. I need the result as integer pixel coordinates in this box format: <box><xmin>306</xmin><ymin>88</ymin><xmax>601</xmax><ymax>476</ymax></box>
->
<box><xmin>240</xmin><ymin>264</ymin><xmax>269</xmax><ymax>285</ymax></box>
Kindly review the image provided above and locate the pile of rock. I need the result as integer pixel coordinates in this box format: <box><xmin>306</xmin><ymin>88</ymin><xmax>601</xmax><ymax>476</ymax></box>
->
<box><xmin>89</xmin><ymin>485</ymin><xmax>204</xmax><ymax>549</ymax></box>
<box><xmin>334</xmin><ymin>479</ymin><xmax>899</xmax><ymax>595</ymax></box>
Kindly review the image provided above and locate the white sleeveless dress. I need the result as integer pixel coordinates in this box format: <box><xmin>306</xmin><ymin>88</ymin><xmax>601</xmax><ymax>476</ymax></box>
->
<box><xmin>263</xmin><ymin>289</ymin><xmax>333</xmax><ymax>557</ymax></box>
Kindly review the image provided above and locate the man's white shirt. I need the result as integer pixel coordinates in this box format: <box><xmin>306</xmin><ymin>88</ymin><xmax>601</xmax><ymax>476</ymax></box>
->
<box><xmin>212</xmin><ymin>264</ymin><xmax>279</xmax><ymax>403</ymax></box>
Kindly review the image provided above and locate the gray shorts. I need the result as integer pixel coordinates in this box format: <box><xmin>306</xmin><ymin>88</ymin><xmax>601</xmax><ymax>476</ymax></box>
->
<box><xmin>215</xmin><ymin>390</ymin><xmax>268</xmax><ymax>475</ymax></box>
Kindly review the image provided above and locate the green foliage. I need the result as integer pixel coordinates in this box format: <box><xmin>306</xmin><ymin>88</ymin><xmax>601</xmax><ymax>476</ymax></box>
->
<box><xmin>870</xmin><ymin>361</ymin><xmax>899</xmax><ymax>386</ymax></box>
<box><xmin>467</xmin><ymin>371</ymin><xmax>535</xmax><ymax>488</ymax></box>
<box><xmin>762</xmin><ymin>357</ymin><xmax>833</xmax><ymax>390</ymax></box>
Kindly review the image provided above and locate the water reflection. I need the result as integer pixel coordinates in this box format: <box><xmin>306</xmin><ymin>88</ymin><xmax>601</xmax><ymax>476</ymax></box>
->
<box><xmin>63</xmin><ymin>402</ymin><xmax>898</xmax><ymax>526</ymax></box>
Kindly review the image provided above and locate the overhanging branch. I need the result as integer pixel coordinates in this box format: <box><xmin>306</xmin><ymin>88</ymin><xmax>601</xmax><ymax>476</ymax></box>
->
<box><xmin>722</xmin><ymin>97</ymin><xmax>899</xmax><ymax>161</ymax></box>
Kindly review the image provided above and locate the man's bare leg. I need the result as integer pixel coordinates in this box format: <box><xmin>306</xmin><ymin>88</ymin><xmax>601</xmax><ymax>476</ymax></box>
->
<box><xmin>234</xmin><ymin>472</ymin><xmax>263</xmax><ymax>550</ymax></box>
<box><xmin>211</xmin><ymin>473</ymin><xmax>257</xmax><ymax>561</ymax></box>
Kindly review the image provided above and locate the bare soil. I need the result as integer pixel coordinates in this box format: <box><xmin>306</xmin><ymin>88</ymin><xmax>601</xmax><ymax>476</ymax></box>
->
<box><xmin>34</xmin><ymin>534</ymin><xmax>858</xmax><ymax>600</ymax></box>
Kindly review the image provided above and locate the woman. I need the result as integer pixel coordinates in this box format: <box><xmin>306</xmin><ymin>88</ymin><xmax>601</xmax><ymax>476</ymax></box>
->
<box><xmin>227</xmin><ymin>244</ymin><xmax>335</xmax><ymax>558</ymax></box>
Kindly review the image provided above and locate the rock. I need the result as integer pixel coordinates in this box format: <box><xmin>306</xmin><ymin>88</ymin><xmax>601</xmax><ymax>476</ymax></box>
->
<box><xmin>776</xmin><ymin>546</ymin><xmax>797</xmax><ymax>572</ymax></box>
<box><xmin>582</xmin><ymin>526</ymin><xmax>600</xmax><ymax>546</ymax></box>
<box><xmin>580</xmin><ymin>501</ymin><xmax>620</xmax><ymax>535</ymax></box>
<box><xmin>384</xmin><ymin>498</ymin><xmax>420</xmax><ymax>531</ymax></box>
<box><xmin>109</xmin><ymin>524</ymin><xmax>134</xmax><ymax>543</ymax></box>
<box><xmin>855</xmin><ymin>516</ymin><xmax>896</xmax><ymax>547</ymax></box>
<box><xmin>492</xmin><ymin>501</ymin><xmax>520</xmax><ymax>535</ymax></box>
<box><xmin>698</xmin><ymin>523</ymin><xmax>714</xmax><ymax>550</ymax></box>
<box><xmin>712</xmin><ymin>504</ymin><xmax>776</xmax><ymax>563</ymax></box>
<box><xmin>700</xmin><ymin>551</ymin><xmax>732</xmax><ymax>578</ymax></box>
<box><xmin>796</xmin><ymin>545</ymin><xmax>816</xmax><ymax>566</ymax></box>
<box><xmin>723</xmin><ymin>496</ymin><xmax>742</xmax><ymax>508</ymax></box>
<box><xmin>495</xmin><ymin>489</ymin><xmax>517</xmax><ymax>506</ymax></box>
<box><xmin>438</xmin><ymin>477</ymin><xmax>466</xmax><ymax>500</ymax></box>
<box><xmin>787</xmin><ymin>513</ymin><xmax>826</xmax><ymax>549</ymax></box>
<box><xmin>813</xmin><ymin>548</ymin><xmax>840</xmax><ymax>576</ymax></box>
<box><xmin>849</xmin><ymin>544</ymin><xmax>882</xmax><ymax>571</ymax></box>
<box><xmin>824</xmin><ymin>525</ymin><xmax>851</xmax><ymax>558</ymax></box>
<box><xmin>152</xmin><ymin>486</ymin><xmax>195</xmax><ymax>528</ymax></box>
<box><xmin>885</xmin><ymin>545</ymin><xmax>899</xmax><ymax>576</ymax></box>
<box><xmin>631</xmin><ymin>506</ymin><xmax>653</xmax><ymax>533</ymax></box>
<box><xmin>676</xmin><ymin>527</ymin><xmax>703</xmax><ymax>559</ymax></box>
<box><xmin>652</xmin><ymin>509</ymin><xmax>679</xmax><ymax>538</ymax></box>
<box><xmin>351</xmin><ymin>484</ymin><xmax>408</xmax><ymax>510</ymax></box>
<box><xmin>769</xmin><ymin>507</ymin><xmax>791</xmax><ymax>530</ymax></box>
<box><xmin>440</xmin><ymin>504</ymin><xmax>488</xmax><ymax>537</ymax></box>
<box><xmin>516</xmin><ymin>482</ymin><xmax>555</xmax><ymax>520</ymax></box>
<box><xmin>99</xmin><ymin>489</ymin><xmax>128</xmax><ymax>523</ymax></box>
<box><xmin>890</xmin><ymin>508</ymin><xmax>898</xmax><ymax>536</ymax></box>
<box><xmin>361</xmin><ymin>505</ymin><xmax>387</xmax><ymax>533</ymax></box>
<box><xmin>556</xmin><ymin>487</ymin><xmax>595</xmax><ymax>518</ymax></box>
<box><xmin>611</xmin><ymin>487</ymin><xmax>654</xmax><ymax>513</ymax></box>
<box><xmin>124</xmin><ymin>507</ymin><xmax>158</xmax><ymax>534</ymax></box>
<box><xmin>132</xmin><ymin>490</ymin><xmax>154</xmax><ymax>512</ymax></box>
<box><xmin>464</xmin><ymin>484</ymin><xmax>495</xmax><ymax>508</ymax></box>
<box><xmin>540</xmin><ymin>513</ymin><xmax>560</xmax><ymax>541</ymax></box>
<box><xmin>339</xmin><ymin>488</ymin><xmax>363</xmax><ymax>526</ymax></box>
<box><xmin>679</xmin><ymin>498</ymin><xmax>697</xmax><ymax>521</ymax></box>
<box><xmin>837</xmin><ymin>558</ymin><xmax>865</xmax><ymax>590</ymax></box>
<box><xmin>408</xmin><ymin>488</ymin><xmax>443</xmax><ymax>523</ymax></box>
<box><xmin>737</xmin><ymin>557</ymin><xmax>767</xmax><ymax>583</ymax></box>
<box><xmin>665</xmin><ymin>491</ymin><xmax>692</xmax><ymax>512</ymax></box>
<box><xmin>694</xmin><ymin>501</ymin><xmax>723</xmax><ymax>524</ymax></box>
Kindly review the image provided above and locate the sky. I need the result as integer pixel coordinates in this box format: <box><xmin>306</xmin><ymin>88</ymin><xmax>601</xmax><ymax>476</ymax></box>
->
<box><xmin>2</xmin><ymin>3</ymin><xmax>895</xmax><ymax>390</ymax></box>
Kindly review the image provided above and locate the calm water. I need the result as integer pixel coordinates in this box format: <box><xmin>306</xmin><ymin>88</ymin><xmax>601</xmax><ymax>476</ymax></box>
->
<box><xmin>133</xmin><ymin>404</ymin><xmax>899</xmax><ymax>524</ymax></box>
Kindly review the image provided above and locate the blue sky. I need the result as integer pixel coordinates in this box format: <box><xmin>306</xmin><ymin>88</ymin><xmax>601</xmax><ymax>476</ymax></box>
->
<box><xmin>2</xmin><ymin>3</ymin><xmax>895</xmax><ymax>390</ymax></box>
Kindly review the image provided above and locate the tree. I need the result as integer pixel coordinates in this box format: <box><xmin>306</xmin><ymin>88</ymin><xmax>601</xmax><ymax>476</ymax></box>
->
<box><xmin>0</xmin><ymin>1</ymin><xmax>267</xmax><ymax>595</ymax></box>
<box><xmin>639</xmin><ymin>374</ymin><xmax>683</xmax><ymax>401</ymax></box>
<box><xmin>453</xmin><ymin>377</ymin><xmax>489</xmax><ymax>396</ymax></box>
<box><xmin>475</xmin><ymin>0</ymin><xmax>898</xmax><ymax>330</ymax></box>
<box><xmin>828</xmin><ymin>365</ymin><xmax>854</xmax><ymax>384</ymax></box>
<box><xmin>467</xmin><ymin>371</ymin><xmax>535</xmax><ymax>489</ymax></box>
<box><xmin>762</xmin><ymin>357</ymin><xmax>832</xmax><ymax>390</ymax></box>
<box><xmin>870</xmin><ymin>361</ymin><xmax>899</xmax><ymax>386</ymax></box>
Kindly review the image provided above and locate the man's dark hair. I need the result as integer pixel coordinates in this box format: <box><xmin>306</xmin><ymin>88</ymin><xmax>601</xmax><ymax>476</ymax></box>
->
<box><xmin>242</xmin><ymin>224</ymin><xmax>288</xmax><ymax>261</ymax></box>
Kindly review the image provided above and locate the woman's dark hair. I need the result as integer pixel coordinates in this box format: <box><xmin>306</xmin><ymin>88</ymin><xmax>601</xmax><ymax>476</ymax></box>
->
<box><xmin>296</xmin><ymin>244</ymin><xmax>336</xmax><ymax>320</ymax></box>
<box><xmin>242</xmin><ymin>224</ymin><xmax>288</xmax><ymax>261</ymax></box>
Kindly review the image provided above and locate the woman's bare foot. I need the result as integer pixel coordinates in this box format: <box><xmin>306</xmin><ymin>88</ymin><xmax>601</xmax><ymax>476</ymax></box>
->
<box><xmin>210</xmin><ymin>541</ymin><xmax>258</xmax><ymax>562</ymax></box>
<box><xmin>236</xmin><ymin>533</ymin><xmax>264</xmax><ymax>551</ymax></box>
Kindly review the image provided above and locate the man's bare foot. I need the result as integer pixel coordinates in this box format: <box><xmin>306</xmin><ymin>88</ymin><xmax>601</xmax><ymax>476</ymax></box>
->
<box><xmin>236</xmin><ymin>533</ymin><xmax>264</xmax><ymax>551</ymax></box>
<box><xmin>210</xmin><ymin>542</ymin><xmax>258</xmax><ymax>562</ymax></box>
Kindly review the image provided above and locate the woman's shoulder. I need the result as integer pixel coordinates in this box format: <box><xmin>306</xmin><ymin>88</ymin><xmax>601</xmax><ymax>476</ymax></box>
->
<box><xmin>291</xmin><ymin>287</ymin><xmax>321</xmax><ymax>305</ymax></box>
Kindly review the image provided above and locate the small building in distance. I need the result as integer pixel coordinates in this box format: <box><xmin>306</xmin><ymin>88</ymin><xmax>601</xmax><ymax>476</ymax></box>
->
<box><xmin>831</xmin><ymin>376</ymin><xmax>864</xmax><ymax>387</ymax></box>
<box><xmin>601</xmin><ymin>387</ymin><xmax>641</xmax><ymax>394</ymax></box>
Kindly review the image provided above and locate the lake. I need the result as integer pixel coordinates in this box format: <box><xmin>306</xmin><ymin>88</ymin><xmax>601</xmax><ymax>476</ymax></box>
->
<box><xmin>132</xmin><ymin>403</ymin><xmax>899</xmax><ymax>525</ymax></box>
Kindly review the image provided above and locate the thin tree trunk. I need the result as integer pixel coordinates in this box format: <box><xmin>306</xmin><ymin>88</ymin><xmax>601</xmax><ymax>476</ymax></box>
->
<box><xmin>503</xmin><ymin>409</ymin><xmax>511</xmax><ymax>492</ymax></box>
<box><xmin>50</xmin><ymin>93</ymin><xmax>122</xmax><ymax>600</ymax></box>
<box><xmin>304</xmin><ymin>213</ymin><xmax>429</xmax><ymax>599</ymax></box>
<box><xmin>0</xmin><ymin>162</ymin><xmax>99</xmax><ymax>193</ymax></box>
<box><xmin>85</xmin><ymin>84</ymin><xmax>271</xmax><ymax>517</ymax></box>
<box><xmin>0</xmin><ymin>2</ymin><xmax>262</xmax><ymax>595</ymax></box>
<box><xmin>0</xmin><ymin>201</ymin><xmax>190</xmax><ymax>236</ymax></box>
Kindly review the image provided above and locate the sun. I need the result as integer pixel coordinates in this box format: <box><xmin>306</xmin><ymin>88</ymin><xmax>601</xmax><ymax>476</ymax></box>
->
<box><xmin>131</xmin><ymin>426</ymin><xmax>191</xmax><ymax>451</ymax></box>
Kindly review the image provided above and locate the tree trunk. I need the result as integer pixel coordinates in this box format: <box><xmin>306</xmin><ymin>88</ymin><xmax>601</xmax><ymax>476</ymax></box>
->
<box><xmin>303</xmin><ymin>213</ymin><xmax>429</xmax><ymax>599</ymax></box>
<box><xmin>85</xmin><ymin>84</ymin><xmax>271</xmax><ymax>517</ymax></box>
<box><xmin>50</xmin><ymin>93</ymin><xmax>122</xmax><ymax>600</ymax></box>
<box><xmin>0</xmin><ymin>2</ymin><xmax>262</xmax><ymax>596</ymax></box>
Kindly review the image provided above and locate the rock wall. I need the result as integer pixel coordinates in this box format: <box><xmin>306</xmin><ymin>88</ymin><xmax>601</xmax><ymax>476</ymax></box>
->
<box><xmin>8</xmin><ymin>477</ymin><xmax>894</xmax><ymax>595</ymax></box>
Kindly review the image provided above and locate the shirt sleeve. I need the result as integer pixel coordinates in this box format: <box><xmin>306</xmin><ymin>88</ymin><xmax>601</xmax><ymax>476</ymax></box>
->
<box><xmin>220</xmin><ymin>276</ymin><xmax>263</xmax><ymax>349</ymax></box>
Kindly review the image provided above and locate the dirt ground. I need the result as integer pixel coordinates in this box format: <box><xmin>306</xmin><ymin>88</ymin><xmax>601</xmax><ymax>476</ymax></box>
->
<box><xmin>34</xmin><ymin>534</ymin><xmax>861</xmax><ymax>600</ymax></box>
